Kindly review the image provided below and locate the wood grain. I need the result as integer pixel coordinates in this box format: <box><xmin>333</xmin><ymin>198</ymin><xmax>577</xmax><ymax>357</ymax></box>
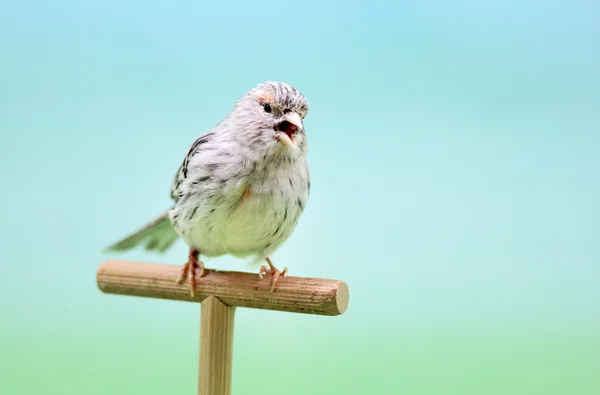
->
<box><xmin>97</xmin><ymin>260</ymin><xmax>349</xmax><ymax>316</ymax></box>
<box><xmin>198</xmin><ymin>296</ymin><xmax>235</xmax><ymax>395</ymax></box>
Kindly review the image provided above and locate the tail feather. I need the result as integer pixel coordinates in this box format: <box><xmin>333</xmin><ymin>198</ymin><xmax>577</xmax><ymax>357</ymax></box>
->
<box><xmin>104</xmin><ymin>211</ymin><xmax>179</xmax><ymax>253</ymax></box>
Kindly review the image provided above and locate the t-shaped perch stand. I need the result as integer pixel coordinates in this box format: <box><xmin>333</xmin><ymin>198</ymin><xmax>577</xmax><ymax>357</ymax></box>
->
<box><xmin>96</xmin><ymin>260</ymin><xmax>349</xmax><ymax>395</ymax></box>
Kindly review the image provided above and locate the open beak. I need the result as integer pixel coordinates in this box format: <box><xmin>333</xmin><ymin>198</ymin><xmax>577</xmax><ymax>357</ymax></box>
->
<box><xmin>276</xmin><ymin>112</ymin><xmax>303</xmax><ymax>148</ymax></box>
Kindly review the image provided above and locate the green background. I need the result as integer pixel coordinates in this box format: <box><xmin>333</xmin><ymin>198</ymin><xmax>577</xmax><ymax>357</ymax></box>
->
<box><xmin>1</xmin><ymin>1</ymin><xmax>598</xmax><ymax>394</ymax></box>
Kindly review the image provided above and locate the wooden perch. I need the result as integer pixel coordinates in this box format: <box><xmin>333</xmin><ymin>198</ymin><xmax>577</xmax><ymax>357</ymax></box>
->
<box><xmin>97</xmin><ymin>260</ymin><xmax>348</xmax><ymax>316</ymax></box>
<box><xmin>97</xmin><ymin>259</ymin><xmax>349</xmax><ymax>395</ymax></box>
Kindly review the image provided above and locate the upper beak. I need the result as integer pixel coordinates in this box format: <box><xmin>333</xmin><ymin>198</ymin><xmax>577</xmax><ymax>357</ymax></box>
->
<box><xmin>284</xmin><ymin>112</ymin><xmax>303</xmax><ymax>132</ymax></box>
<box><xmin>276</xmin><ymin>112</ymin><xmax>303</xmax><ymax>148</ymax></box>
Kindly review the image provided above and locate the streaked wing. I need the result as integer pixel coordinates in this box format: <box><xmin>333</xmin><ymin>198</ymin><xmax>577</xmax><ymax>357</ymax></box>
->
<box><xmin>170</xmin><ymin>132</ymin><xmax>215</xmax><ymax>203</ymax></box>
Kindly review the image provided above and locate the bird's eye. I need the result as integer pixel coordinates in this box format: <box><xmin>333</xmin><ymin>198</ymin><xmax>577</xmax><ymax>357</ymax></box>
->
<box><xmin>263</xmin><ymin>103</ymin><xmax>272</xmax><ymax>113</ymax></box>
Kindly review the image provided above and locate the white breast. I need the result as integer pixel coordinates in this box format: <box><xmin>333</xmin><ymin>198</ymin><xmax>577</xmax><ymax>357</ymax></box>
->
<box><xmin>171</xmin><ymin>160</ymin><xmax>309</xmax><ymax>261</ymax></box>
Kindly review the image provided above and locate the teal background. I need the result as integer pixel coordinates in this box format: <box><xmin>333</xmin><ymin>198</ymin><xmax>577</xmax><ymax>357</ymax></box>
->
<box><xmin>1</xmin><ymin>1</ymin><xmax>599</xmax><ymax>394</ymax></box>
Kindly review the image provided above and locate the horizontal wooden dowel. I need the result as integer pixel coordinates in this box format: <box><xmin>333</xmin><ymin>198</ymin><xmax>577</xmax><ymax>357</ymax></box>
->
<box><xmin>97</xmin><ymin>260</ymin><xmax>349</xmax><ymax>316</ymax></box>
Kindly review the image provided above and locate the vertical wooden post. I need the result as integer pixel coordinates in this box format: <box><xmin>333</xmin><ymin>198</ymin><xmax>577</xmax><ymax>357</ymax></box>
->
<box><xmin>198</xmin><ymin>296</ymin><xmax>236</xmax><ymax>395</ymax></box>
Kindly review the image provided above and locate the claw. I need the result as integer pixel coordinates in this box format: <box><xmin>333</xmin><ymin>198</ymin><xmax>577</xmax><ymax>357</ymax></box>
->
<box><xmin>177</xmin><ymin>249</ymin><xmax>207</xmax><ymax>297</ymax></box>
<box><xmin>259</xmin><ymin>257</ymin><xmax>287</xmax><ymax>292</ymax></box>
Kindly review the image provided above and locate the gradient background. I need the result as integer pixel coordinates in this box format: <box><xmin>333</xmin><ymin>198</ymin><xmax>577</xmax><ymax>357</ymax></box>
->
<box><xmin>1</xmin><ymin>1</ymin><xmax>599</xmax><ymax>394</ymax></box>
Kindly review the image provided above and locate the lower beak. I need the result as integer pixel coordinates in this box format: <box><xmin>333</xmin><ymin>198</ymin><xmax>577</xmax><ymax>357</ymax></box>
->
<box><xmin>277</xmin><ymin>131</ymin><xmax>296</xmax><ymax>148</ymax></box>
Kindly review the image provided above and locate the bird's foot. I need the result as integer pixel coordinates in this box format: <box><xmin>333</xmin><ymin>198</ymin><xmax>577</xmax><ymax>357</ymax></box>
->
<box><xmin>258</xmin><ymin>257</ymin><xmax>287</xmax><ymax>292</ymax></box>
<box><xmin>177</xmin><ymin>249</ymin><xmax>207</xmax><ymax>297</ymax></box>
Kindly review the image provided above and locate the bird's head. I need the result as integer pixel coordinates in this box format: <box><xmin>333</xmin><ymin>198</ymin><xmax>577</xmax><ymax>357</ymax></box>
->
<box><xmin>230</xmin><ymin>81</ymin><xmax>309</xmax><ymax>156</ymax></box>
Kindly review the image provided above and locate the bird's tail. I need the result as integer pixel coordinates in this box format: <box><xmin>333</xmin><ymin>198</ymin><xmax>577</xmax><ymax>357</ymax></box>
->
<box><xmin>104</xmin><ymin>211</ymin><xmax>179</xmax><ymax>253</ymax></box>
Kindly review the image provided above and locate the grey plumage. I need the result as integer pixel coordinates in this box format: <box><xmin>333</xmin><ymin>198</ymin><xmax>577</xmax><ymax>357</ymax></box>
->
<box><xmin>106</xmin><ymin>81</ymin><xmax>311</xmax><ymax>275</ymax></box>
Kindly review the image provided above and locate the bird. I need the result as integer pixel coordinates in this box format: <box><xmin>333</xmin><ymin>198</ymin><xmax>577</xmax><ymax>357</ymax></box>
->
<box><xmin>105</xmin><ymin>81</ymin><xmax>311</xmax><ymax>296</ymax></box>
